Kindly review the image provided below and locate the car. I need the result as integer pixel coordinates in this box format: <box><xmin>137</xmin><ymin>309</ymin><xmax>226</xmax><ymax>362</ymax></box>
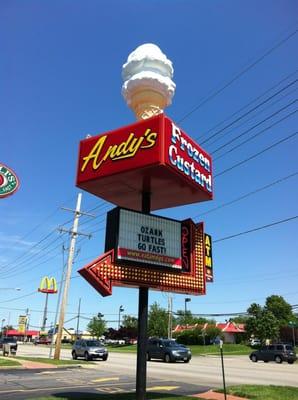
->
<box><xmin>0</xmin><ymin>337</ymin><xmax>18</xmax><ymax>354</ymax></box>
<box><xmin>72</xmin><ymin>339</ymin><xmax>108</xmax><ymax>361</ymax></box>
<box><xmin>147</xmin><ymin>338</ymin><xmax>191</xmax><ymax>363</ymax></box>
<box><xmin>249</xmin><ymin>343</ymin><xmax>297</xmax><ymax>364</ymax></box>
<box><xmin>249</xmin><ymin>338</ymin><xmax>261</xmax><ymax>347</ymax></box>
<box><xmin>34</xmin><ymin>337</ymin><xmax>52</xmax><ymax>345</ymax></box>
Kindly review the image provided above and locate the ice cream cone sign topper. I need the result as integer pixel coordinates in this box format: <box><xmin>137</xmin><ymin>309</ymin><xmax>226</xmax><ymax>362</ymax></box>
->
<box><xmin>122</xmin><ymin>43</ymin><xmax>176</xmax><ymax>120</ymax></box>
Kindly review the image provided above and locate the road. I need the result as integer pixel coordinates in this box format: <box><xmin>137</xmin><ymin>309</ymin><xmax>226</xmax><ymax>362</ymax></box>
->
<box><xmin>0</xmin><ymin>344</ymin><xmax>296</xmax><ymax>399</ymax></box>
<box><xmin>17</xmin><ymin>343</ymin><xmax>298</xmax><ymax>387</ymax></box>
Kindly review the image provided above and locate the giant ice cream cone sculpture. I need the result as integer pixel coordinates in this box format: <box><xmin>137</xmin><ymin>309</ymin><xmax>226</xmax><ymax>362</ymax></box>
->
<box><xmin>122</xmin><ymin>43</ymin><xmax>176</xmax><ymax>120</ymax></box>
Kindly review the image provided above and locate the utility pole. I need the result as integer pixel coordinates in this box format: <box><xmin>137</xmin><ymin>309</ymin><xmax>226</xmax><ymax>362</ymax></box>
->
<box><xmin>167</xmin><ymin>295</ymin><xmax>173</xmax><ymax>339</ymax></box>
<box><xmin>25</xmin><ymin>308</ymin><xmax>30</xmax><ymax>342</ymax></box>
<box><xmin>49</xmin><ymin>245</ymin><xmax>66</xmax><ymax>358</ymax></box>
<box><xmin>54</xmin><ymin>193</ymin><xmax>93</xmax><ymax>360</ymax></box>
<box><xmin>76</xmin><ymin>298</ymin><xmax>81</xmax><ymax>337</ymax></box>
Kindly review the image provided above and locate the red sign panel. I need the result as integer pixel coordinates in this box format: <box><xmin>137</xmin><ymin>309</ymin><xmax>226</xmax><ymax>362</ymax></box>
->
<box><xmin>78</xmin><ymin>221</ymin><xmax>205</xmax><ymax>297</ymax></box>
<box><xmin>76</xmin><ymin>114</ymin><xmax>213</xmax><ymax>211</ymax></box>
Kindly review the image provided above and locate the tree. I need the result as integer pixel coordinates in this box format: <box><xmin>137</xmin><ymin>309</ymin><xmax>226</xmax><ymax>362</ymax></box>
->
<box><xmin>246</xmin><ymin>303</ymin><xmax>279</xmax><ymax>343</ymax></box>
<box><xmin>175</xmin><ymin>310</ymin><xmax>214</xmax><ymax>326</ymax></box>
<box><xmin>87</xmin><ymin>315</ymin><xmax>106</xmax><ymax>339</ymax></box>
<box><xmin>122</xmin><ymin>315</ymin><xmax>138</xmax><ymax>329</ymax></box>
<box><xmin>175</xmin><ymin>310</ymin><xmax>195</xmax><ymax>325</ymax></box>
<box><xmin>265</xmin><ymin>295</ymin><xmax>294</xmax><ymax>328</ymax></box>
<box><xmin>148</xmin><ymin>302</ymin><xmax>168</xmax><ymax>338</ymax></box>
<box><xmin>230</xmin><ymin>315</ymin><xmax>249</xmax><ymax>324</ymax></box>
<box><xmin>205</xmin><ymin>326</ymin><xmax>222</xmax><ymax>343</ymax></box>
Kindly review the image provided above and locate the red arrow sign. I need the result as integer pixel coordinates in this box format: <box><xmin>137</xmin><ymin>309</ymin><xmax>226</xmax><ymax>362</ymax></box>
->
<box><xmin>78</xmin><ymin>222</ymin><xmax>205</xmax><ymax>297</ymax></box>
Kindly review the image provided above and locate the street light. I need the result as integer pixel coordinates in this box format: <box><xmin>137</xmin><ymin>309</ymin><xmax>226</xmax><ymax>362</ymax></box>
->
<box><xmin>289</xmin><ymin>321</ymin><xmax>297</xmax><ymax>347</ymax></box>
<box><xmin>118</xmin><ymin>305</ymin><xmax>124</xmax><ymax>330</ymax></box>
<box><xmin>1</xmin><ymin>318</ymin><xmax>5</xmax><ymax>336</ymax></box>
<box><xmin>184</xmin><ymin>298</ymin><xmax>191</xmax><ymax>324</ymax></box>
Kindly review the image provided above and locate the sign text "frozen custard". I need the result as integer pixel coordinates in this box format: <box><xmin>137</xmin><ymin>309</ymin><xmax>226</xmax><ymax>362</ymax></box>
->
<box><xmin>168</xmin><ymin>123</ymin><xmax>212</xmax><ymax>193</ymax></box>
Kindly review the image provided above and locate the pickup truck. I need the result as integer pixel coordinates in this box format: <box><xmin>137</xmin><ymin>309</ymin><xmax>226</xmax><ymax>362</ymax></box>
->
<box><xmin>0</xmin><ymin>337</ymin><xmax>18</xmax><ymax>354</ymax></box>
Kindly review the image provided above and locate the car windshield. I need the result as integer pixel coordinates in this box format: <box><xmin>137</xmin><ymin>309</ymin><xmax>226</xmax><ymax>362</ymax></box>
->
<box><xmin>162</xmin><ymin>340</ymin><xmax>180</xmax><ymax>347</ymax></box>
<box><xmin>86</xmin><ymin>340</ymin><xmax>102</xmax><ymax>347</ymax></box>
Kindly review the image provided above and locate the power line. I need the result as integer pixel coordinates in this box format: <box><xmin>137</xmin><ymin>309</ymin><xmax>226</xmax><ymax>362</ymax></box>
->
<box><xmin>215</xmin><ymin>131</ymin><xmax>298</xmax><ymax>178</ymax></box>
<box><xmin>201</xmin><ymin>70</ymin><xmax>298</xmax><ymax>141</ymax></box>
<box><xmin>200</xmin><ymin>77</ymin><xmax>298</xmax><ymax>145</ymax></box>
<box><xmin>178</xmin><ymin>28</ymin><xmax>298</xmax><ymax>123</ymax></box>
<box><xmin>212</xmin><ymin>101</ymin><xmax>297</xmax><ymax>156</ymax></box>
<box><xmin>214</xmin><ymin>215</ymin><xmax>298</xmax><ymax>243</ymax></box>
<box><xmin>213</xmin><ymin>109</ymin><xmax>298</xmax><ymax>160</ymax></box>
<box><xmin>194</xmin><ymin>172</ymin><xmax>298</xmax><ymax>219</ymax></box>
<box><xmin>207</xmin><ymin>86</ymin><xmax>298</xmax><ymax>152</ymax></box>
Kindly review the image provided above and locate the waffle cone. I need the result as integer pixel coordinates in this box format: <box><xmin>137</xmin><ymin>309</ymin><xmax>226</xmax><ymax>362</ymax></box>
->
<box><xmin>130</xmin><ymin>89</ymin><xmax>168</xmax><ymax>120</ymax></box>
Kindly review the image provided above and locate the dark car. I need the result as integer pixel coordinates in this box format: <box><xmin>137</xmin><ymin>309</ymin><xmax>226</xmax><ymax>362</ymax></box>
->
<box><xmin>0</xmin><ymin>337</ymin><xmax>18</xmax><ymax>354</ymax></box>
<box><xmin>249</xmin><ymin>343</ymin><xmax>297</xmax><ymax>364</ymax></box>
<box><xmin>72</xmin><ymin>339</ymin><xmax>108</xmax><ymax>361</ymax></box>
<box><xmin>147</xmin><ymin>338</ymin><xmax>191</xmax><ymax>363</ymax></box>
<box><xmin>34</xmin><ymin>337</ymin><xmax>51</xmax><ymax>345</ymax></box>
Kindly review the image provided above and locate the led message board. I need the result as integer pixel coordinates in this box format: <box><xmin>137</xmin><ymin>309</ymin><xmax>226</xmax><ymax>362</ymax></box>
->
<box><xmin>76</xmin><ymin>114</ymin><xmax>212</xmax><ymax>211</ymax></box>
<box><xmin>79</xmin><ymin>220</ymin><xmax>206</xmax><ymax>297</ymax></box>
<box><xmin>105</xmin><ymin>208</ymin><xmax>182</xmax><ymax>270</ymax></box>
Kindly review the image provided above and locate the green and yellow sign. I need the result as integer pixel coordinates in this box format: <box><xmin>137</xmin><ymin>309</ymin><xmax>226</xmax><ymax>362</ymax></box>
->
<box><xmin>0</xmin><ymin>163</ymin><xmax>19</xmax><ymax>198</ymax></box>
<box><xmin>18</xmin><ymin>315</ymin><xmax>27</xmax><ymax>333</ymax></box>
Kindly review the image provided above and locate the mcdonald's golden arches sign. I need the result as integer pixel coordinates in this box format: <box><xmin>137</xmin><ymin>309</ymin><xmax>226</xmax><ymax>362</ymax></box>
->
<box><xmin>38</xmin><ymin>276</ymin><xmax>58</xmax><ymax>294</ymax></box>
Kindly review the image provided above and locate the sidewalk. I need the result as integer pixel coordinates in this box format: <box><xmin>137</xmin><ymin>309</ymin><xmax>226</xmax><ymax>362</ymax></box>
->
<box><xmin>193</xmin><ymin>390</ymin><xmax>248</xmax><ymax>400</ymax></box>
<box><xmin>16</xmin><ymin>358</ymin><xmax>57</xmax><ymax>369</ymax></box>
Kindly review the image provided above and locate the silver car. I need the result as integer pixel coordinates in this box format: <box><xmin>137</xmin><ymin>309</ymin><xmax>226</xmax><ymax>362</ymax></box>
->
<box><xmin>72</xmin><ymin>339</ymin><xmax>108</xmax><ymax>361</ymax></box>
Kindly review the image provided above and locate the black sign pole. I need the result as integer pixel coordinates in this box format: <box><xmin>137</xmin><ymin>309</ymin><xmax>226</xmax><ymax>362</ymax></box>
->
<box><xmin>136</xmin><ymin>190</ymin><xmax>150</xmax><ymax>400</ymax></box>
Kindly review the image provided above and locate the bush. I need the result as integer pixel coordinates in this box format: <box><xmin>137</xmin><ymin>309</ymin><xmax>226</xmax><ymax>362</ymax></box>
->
<box><xmin>175</xmin><ymin>328</ymin><xmax>202</xmax><ymax>345</ymax></box>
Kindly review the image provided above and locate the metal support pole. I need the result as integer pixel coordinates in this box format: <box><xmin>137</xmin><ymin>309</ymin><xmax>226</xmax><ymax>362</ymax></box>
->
<box><xmin>54</xmin><ymin>193</ymin><xmax>82</xmax><ymax>360</ymax></box>
<box><xmin>292</xmin><ymin>326</ymin><xmax>296</xmax><ymax>347</ymax></box>
<box><xmin>219</xmin><ymin>340</ymin><xmax>227</xmax><ymax>400</ymax></box>
<box><xmin>41</xmin><ymin>293</ymin><xmax>49</xmax><ymax>332</ymax></box>
<box><xmin>76</xmin><ymin>298</ymin><xmax>81</xmax><ymax>337</ymax></box>
<box><xmin>136</xmin><ymin>190</ymin><xmax>150</xmax><ymax>400</ymax></box>
<box><xmin>168</xmin><ymin>295</ymin><xmax>173</xmax><ymax>339</ymax></box>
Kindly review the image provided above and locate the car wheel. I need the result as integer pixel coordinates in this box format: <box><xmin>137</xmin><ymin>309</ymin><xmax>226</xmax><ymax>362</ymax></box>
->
<box><xmin>275</xmin><ymin>355</ymin><xmax>282</xmax><ymax>364</ymax></box>
<box><xmin>84</xmin><ymin>352</ymin><xmax>90</xmax><ymax>361</ymax></box>
<box><xmin>184</xmin><ymin>359</ymin><xmax>190</xmax><ymax>363</ymax></box>
<box><xmin>72</xmin><ymin>351</ymin><xmax>77</xmax><ymax>360</ymax></box>
<box><xmin>264</xmin><ymin>360</ymin><xmax>269</xmax><ymax>363</ymax></box>
<box><xmin>164</xmin><ymin>354</ymin><xmax>171</xmax><ymax>363</ymax></box>
<box><xmin>251</xmin><ymin>354</ymin><xmax>258</xmax><ymax>362</ymax></box>
<box><xmin>288</xmin><ymin>360</ymin><xmax>294</xmax><ymax>364</ymax></box>
<box><xmin>146</xmin><ymin>352</ymin><xmax>151</xmax><ymax>361</ymax></box>
<box><xmin>102</xmin><ymin>355</ymin><xmax>108</xmax><ymax>361</ymax></box>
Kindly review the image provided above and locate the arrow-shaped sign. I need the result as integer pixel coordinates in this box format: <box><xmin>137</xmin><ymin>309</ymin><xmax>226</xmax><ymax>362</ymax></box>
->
<box><xmin>78</xmin><ymin>222</ymin><xmax>205</xmax><ymax>297</ymax></box>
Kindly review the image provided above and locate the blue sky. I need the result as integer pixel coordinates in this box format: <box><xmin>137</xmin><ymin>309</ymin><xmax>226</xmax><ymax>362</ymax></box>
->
<box><xmin>0</xmin><ymin>1</ymin><xmax>297</xmax><ymax>332</ymax></box>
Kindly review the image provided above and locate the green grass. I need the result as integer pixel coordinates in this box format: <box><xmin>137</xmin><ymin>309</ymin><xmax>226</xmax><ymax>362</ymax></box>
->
<box><xmin>16</xmin><ymin>356</ymin><xmax>90</xmax><ymax>365</ymax></box>
<box><xmin>0</xmin><ymin>356</ymin><xmax>21</xmax><ymax>367</ymax></box>
<box><xmin>107</xmin><ymin>344</ymin><xmax>138</xmax><ymax>353</ymax></box>
<box><xmin>189</xmin><ymin>343</ymin><xmax>251</xmax><ymax>356</ymax></box>
<box><xmin>217</xmin><ymin>384</ymin><xmax>298</xmax><ymax>399</ymax></box>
